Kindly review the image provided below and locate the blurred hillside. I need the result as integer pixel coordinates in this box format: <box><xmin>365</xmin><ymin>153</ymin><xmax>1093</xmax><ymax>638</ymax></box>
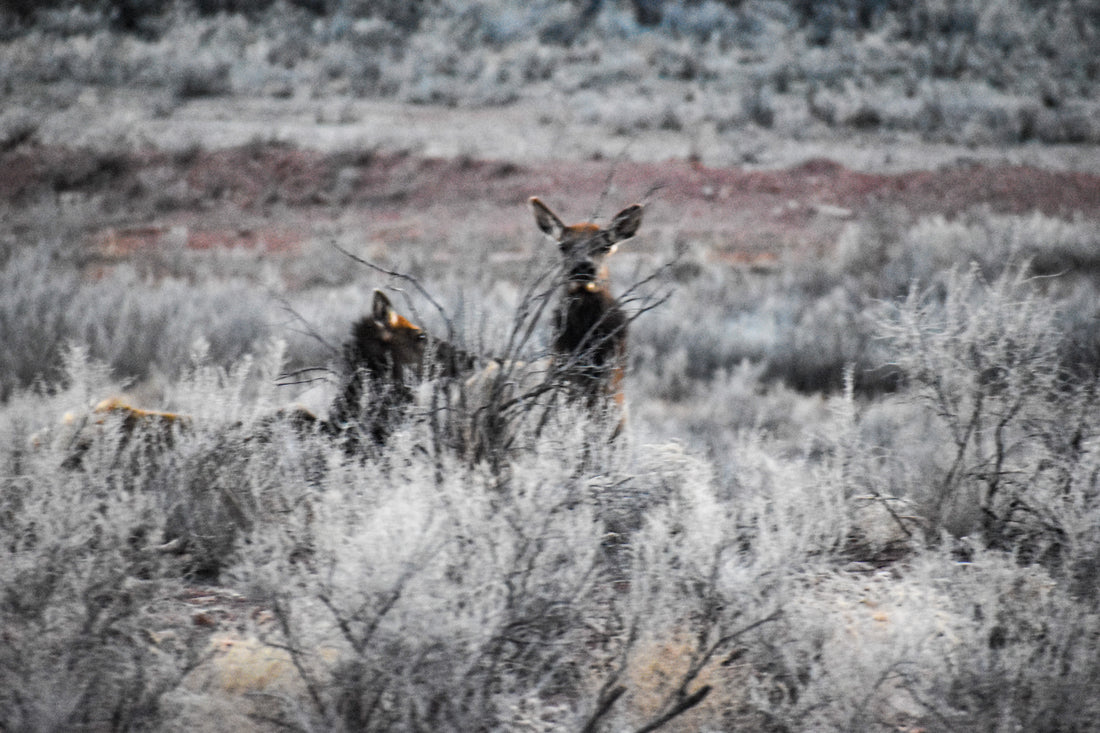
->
<box><xmin>2</xmin><ymin>0</ymin><xmax>1098</xmax><ymax>150</ymax></box>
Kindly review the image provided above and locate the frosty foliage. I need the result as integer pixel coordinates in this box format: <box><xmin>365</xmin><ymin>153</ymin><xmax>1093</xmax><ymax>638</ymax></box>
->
<box><xmin>6</xmin><ymin>204</ymin><xmax>1100</xmax><ymax>730</ymax></box>
<box><xmin>876</xmin><ymin>265</ymin><xmax>1100</xmax><ymax>555</ymax></box>
<box><xmin>2</xmin><ymin>1</ymin><xmax>1097</xmax><ymax>143</ymax></box>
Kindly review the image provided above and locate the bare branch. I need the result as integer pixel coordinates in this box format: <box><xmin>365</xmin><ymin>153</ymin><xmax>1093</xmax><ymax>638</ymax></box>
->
<box><xmin>268</xmin><ymin>598</ymin><xmax>329</xmax><ymax>720</ymax></box>
<box><xmin>633</xmin><ymin>685</ymin><xmax>713</xmax><ymax>733</ymax></box>
<box><xmin>272</xmin><ymin>294</ymin><xmax>339</xmax><ymax>355</ymax></box>
<box><xmin>640</xmin><ymin>182</ymin><xmax>667</xmax><ymax>206</ymax></box>
<box><xmin>590</xmin><ymin>145</ymin><xmax>632</xmax><ymax>222</ymax></box>
<box><xmin>276</xmin><ymin>366</ymin><xmax>336</xmax><ymax>388</ymax></box>
<box><xmin>331</xmin><ymin>242</ymin><xmax>455</xmax><ymax>342</ymax></box>
<box><xmin>581</xmin><ymin>685</ymin><xmax>626</xmax><ymax>733</ymax></box>
<box><xmin>633</xmin><ymin>608</ymin><xmax>783</xmax><ymax>733</ymax></box>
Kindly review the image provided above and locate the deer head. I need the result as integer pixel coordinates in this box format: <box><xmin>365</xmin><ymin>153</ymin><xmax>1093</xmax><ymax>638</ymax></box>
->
<box><xmin>530</xmin><ymin>196</ymin><xmax>643</xmax><ymax>294</ymax></box>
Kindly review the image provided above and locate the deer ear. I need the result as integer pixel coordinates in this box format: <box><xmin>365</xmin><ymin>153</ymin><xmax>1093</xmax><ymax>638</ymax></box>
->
<box><xmin>608</xmin><ymin>204</ymin><xmax>643</xmax><ymax>243</ymax></box>
<box><xmin>372</xmin><ymin>289</ymin><xmax>395</xmax><ymax>325</ymax></box>
<box><xmin>530</xmin><ymin>197</ymin><xmax>565</xmax><ymax>240</ymax></box>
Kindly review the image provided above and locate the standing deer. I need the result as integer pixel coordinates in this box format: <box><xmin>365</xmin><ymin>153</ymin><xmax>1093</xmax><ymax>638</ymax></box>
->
<box><xmin>529</xmin><ymin>196</ymin><xmax>644</xmax><ymax>417</ymax></box>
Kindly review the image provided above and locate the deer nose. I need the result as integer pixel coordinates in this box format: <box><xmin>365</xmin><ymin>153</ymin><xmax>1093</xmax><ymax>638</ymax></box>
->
<box><xmin>569</xmin><ymin>261</ymin><xmax>597</xmax><ymax>282</ymax></box>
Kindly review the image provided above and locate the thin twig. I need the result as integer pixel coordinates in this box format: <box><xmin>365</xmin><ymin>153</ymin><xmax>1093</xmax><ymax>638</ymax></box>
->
<box><xmin>331</xmin><ymin>242</ymin><xmax>455</xmax><ymax>342</ymax></box>
<box><xmin>641</xmin><ymin>182</ymin><xmax>667</xmax><ymax>205</ymax></box>
<box><xmin>634</xmin><ymin>608</ymin><xmax>783</xmax><ymax>733</ymax></box>
<box><xmin>268</xmin><ymin>598</ymin><xmax>328</xmax><ymax>720</ymax></box>
<box><xmin>276</xmin><ymin>366</ymin><xmax>336</xmax><ymax>388</ymax></box>
<box><xmin>273</xmin><ymin>294</ymin><xmax>339</xmax><ymax>355</ymax></box>
<box><xmin>581</xmin><ymin>605</ymin><xmax>643</xmax><ymax>733</ymax></box>
<box><xmin>581</xmin><ymin>686</ymin><xmax>627</xmax><ymax>733</ymax></box>
<box><xmin>590</xmin><ymin>145</ymin><xmax>632</xmax><ymax>222</ymax></box>
<box><xmin>633</xmin><ymin>686</ymin><xmax>713</xmax><ymax>733</ymax></box>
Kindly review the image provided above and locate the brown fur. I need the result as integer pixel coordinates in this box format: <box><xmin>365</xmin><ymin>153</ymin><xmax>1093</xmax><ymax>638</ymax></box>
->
<box><xmin>52</xmin><ymin>397</ymin><xmax>191</xmax><ymax>471</ymax></box>
<box><xmin>529</xmin><ymin>197</ymin><xmax>643</xmax><ymax>412</ymax></box>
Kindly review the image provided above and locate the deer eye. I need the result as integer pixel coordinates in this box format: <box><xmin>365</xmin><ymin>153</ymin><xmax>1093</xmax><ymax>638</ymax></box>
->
<box><xmin>417</xmin><ymin>332</ymin><xmax>427</xmax><ymax>341</ymax></box>
<box><xmin>592</xmin><ymin>235</ymin><xmax>614</xmax><ymax>254</ymax></box>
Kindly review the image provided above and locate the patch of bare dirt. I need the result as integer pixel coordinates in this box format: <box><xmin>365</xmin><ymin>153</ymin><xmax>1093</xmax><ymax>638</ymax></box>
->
<box><xmin>4</xmin><ymin>142</ymin><xmax>1099</xmax><ymax>272</ymax></box>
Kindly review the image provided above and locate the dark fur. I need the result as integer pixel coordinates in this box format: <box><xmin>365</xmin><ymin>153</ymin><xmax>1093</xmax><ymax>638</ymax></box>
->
<box><xmin>552</xmin><ymin>287</ymin><xmax>628</xmax><ymax>406</ymax></box>
<box><xmin>330</xmin><ymin>290</ymin><xmax>474</xmax><ymax>448</ymax></box>
<box><xmin>530</xmin><ymin>197</ymin><xmax>644</xmax><ymax>411</ymax></box>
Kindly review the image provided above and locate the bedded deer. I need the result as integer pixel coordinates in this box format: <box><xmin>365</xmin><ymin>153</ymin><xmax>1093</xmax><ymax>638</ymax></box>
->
<box><xmin>48</xmin><ymin>397</ymin><xmax>191</xmax><ymax>470</ymax></box>
<box><xmin>49</xmin><ymin>291</ymin><xmax>445</xmax><ymax>463</ymax></box>
<box><xmin>529</xmin><ymin>196</ymin><xmax>644</xmax><ymax>416</ymax></box>
<box><xmin>50</xmin><ymin>395</ymin><xmax>312</xmax><ymax>469</ymax></box>
<box><xmin>38</xmin><ymin>291</ymin><xmax>470</xmax><ymax>471</ymax></box>
<box><xmin>327</xmin><ymin>289</ymin><xmax>475</xmax><ymax>447</ymax></box>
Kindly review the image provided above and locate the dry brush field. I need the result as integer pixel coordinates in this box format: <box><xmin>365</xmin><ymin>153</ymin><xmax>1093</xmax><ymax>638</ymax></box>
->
<box><xmin>3</xmin><ymin>2</ymin><xmax>1100</xmax><ymax>731</ymax></box>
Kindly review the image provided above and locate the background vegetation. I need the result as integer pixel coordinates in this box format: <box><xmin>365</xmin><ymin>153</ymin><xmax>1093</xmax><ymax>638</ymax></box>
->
<box><xmin>1</xmin><ymin>0</ymin><xmax>1098</xmax><ymax>145</ymax></box>
<box><xmin>3</xmin><ymin>1</ymin><xmax>1100</xmax><ymax>731</ymax></box>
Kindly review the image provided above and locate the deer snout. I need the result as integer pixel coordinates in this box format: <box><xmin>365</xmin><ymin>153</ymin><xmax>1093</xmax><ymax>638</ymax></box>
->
<box><xmin>568</xmin><ymin>260</ymin><xmax>598</xmax><ymax>283</ymax></box>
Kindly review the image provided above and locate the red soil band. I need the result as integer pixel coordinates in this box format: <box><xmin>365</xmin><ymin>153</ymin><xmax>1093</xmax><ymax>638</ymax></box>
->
<box><xmin>3</xmin><ymin>146</ymin><xmax>1097</xmax><ymax>218</ymax></box>
<box><xmin>3</xmin><ymin>145</ymin><xmax>1097</xmax><ymax>260</ymax></box>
